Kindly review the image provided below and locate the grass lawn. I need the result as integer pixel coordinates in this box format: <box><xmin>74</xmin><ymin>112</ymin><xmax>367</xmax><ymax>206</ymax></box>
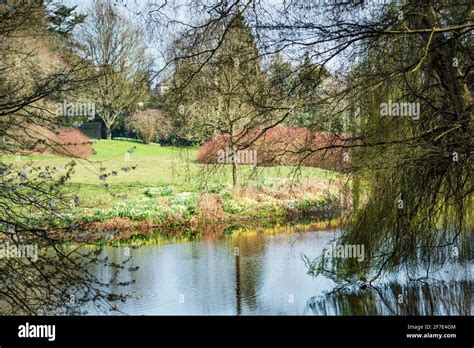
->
<box><xmin>3</xmin><ymin>140</ymin><xmax>341</xmax><ymax>203</ymax></box>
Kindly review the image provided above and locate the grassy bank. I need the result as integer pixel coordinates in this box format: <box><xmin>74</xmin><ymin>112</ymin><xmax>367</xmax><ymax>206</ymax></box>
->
<box><xmin>3</xmin><ymin>140</ymin><xmax>345</xmax><ymax>243</ymax></box>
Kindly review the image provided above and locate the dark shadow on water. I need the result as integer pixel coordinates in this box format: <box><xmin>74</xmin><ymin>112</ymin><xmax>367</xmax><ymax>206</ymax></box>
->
<box><xmin>304</xmin><ymin>280</ymin><xmax>472</xmax><ymax>315</ymax></box>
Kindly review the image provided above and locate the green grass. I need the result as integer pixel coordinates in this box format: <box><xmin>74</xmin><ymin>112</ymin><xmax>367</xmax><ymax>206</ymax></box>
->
<box><xmin>2</xmin><ymin>139</ymin><xmax>342</xmax><ymax>208</ymax></box>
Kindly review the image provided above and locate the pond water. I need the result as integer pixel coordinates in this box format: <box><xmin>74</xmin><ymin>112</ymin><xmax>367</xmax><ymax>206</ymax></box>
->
<box><xmin>87</xmin><ymin>225</ymin><xmax>472</xmax><ymax>315</ymax></box>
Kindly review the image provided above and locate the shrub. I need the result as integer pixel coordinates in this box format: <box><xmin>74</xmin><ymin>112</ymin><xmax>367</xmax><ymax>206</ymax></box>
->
<box><xmin>196</xmin><ymin>125</ymin><xmax>353</xmax><ymax>172</ymax></box>
<box><xmin>25</xmin><ymin>124</ymin><xmax>92</xmax><ymax>158</ymax></box>
<box><xmin>199</xmin><ymin>193</ymin><xmax>225</xmax><ymax>221</ymax></box>
<box><xmin>126</xmin><ymin>109</ymin><xmax>171</xmax><ymax>144</ymax></box>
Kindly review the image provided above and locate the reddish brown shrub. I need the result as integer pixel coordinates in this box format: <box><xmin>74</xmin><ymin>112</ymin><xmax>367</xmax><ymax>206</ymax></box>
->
<box><xmin>97</xmin><ymin>217</ymin><xmax>133</xmax><ymax>232</ymax></box>
<box><xmin>197</xmin><ymin>134</ymin><xmax>228</xmax><ymax>164</ymax></box>
<box><xmin>136</xmin><ymin>219</ymin><xmax>155</xmax><ymax>235</ymax></box>
<box><xmin>199</xmin><ymin>193</ymin><xmax>225</xmax><ymax>221</ymax></box>
<box><xmin>26</xmin><ymin>124</ymin><xmax>92</xmax><ymax>158</ymax></box>
<box><xmin>196</xmin><ymin>125</ymin><xmax>353</xmax><ymax>172</ymax></box>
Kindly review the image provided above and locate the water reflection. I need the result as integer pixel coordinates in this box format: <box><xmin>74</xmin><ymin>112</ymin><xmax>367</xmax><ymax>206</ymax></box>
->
<box><xmin>85</xmin><ymin>224</ymin><xmax>472</xmax><ymax>315</ymax></box>
<box><xmin>305</xmin><ymin>280</ymin><xmax>472</xmax><ymax>315</ymax></box>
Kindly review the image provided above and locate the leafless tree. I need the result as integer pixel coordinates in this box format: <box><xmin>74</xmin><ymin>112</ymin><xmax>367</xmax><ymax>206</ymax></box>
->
<box><xmin>78</xmin><ymin>0</ymin><xmax>151</xmax><ymax>140</ymax></box>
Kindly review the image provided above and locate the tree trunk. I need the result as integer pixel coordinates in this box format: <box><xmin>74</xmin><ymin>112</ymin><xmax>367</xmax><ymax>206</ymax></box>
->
<box><xmin>417</xmin><ymin>2</ymin><xmax>471</xmax><ymax>127</ymax></box>
<box><xmin>106</xmin><ymin>129</ymin><xmax>112</xmax><ymax>140</ymax></box>
<box><xmin>232</xmin><ymin>161</ymin><xmax>239</xmax><ymax>192</ymax></box>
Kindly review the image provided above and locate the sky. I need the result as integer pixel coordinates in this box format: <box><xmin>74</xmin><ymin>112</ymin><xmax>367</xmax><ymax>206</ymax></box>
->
<box><xmin>55</xmin><ymin>0</ymin><xmax>396</xmax><ymax>83</ymax></box>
